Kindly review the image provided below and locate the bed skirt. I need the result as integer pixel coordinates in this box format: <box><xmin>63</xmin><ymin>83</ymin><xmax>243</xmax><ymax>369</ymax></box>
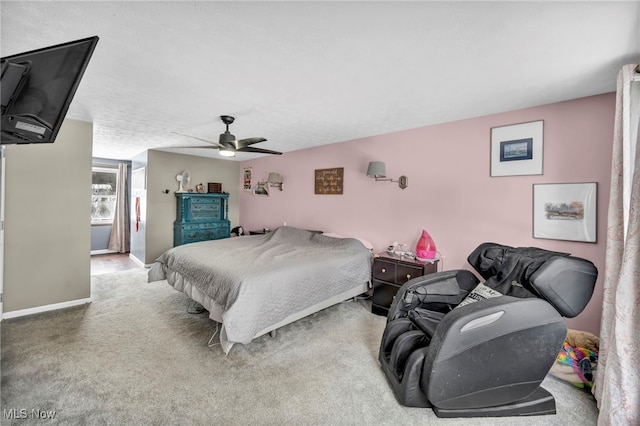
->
<box><xmin>149</xmin><ymin>262</ymin><xmax>369</xmax><ymax>354</ymax></box>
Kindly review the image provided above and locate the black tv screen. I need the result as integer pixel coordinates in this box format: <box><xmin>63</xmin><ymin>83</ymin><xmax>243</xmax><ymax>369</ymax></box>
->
<box><xmin>1</xmin><ymin>36</ymin><xmax>99</xmax><ymax>144</ymax></box>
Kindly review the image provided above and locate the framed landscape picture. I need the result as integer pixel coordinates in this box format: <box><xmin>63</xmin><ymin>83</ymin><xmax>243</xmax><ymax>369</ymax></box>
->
<box><xmin>491</xmin><ymin>120</ymin><xmax>543</xmax><ymax>177</ymax></box>
<box><xmin>533</xmin><ymin>182</ymin><xmax>597</xmax><ymax>242</ymax></box>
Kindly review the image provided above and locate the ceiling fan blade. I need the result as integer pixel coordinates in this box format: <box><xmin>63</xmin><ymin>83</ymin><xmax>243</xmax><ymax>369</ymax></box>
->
<box><xmin>238</xmin><ymin>137</ymin><xmax>267</xmax><ymax>146</ymax></box>
<box><xmin>177</xmin><ymin>145</ymin><xmax>219</xmax><ymax>149</ymax></box>
<box><xmin>238</xmin><ymin>146</ymin><xmax>283</xmax><ymax>155</ymax></box>
<box><xmin>171</xmin><ymin>131</ymin><xmax>223</xmax><ymax>148</ymax></box>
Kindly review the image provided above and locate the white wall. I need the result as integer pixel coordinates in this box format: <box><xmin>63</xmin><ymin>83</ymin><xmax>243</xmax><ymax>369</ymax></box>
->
<box><xmin>3</xmin><ymin>119</ymin><xmax>93</xmax><ymax>314</ymax></box>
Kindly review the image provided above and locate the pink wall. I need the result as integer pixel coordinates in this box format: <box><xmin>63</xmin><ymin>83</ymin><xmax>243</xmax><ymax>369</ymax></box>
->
<box><xmin>239</xmin><ymin>93</ymin><xmax>615</xmax><ymax>335</ymax></box>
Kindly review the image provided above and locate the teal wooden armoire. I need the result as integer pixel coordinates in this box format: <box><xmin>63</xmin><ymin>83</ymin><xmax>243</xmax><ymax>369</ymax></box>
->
<box><xmin>174</xmin><ymin>192</ymin><xmax>230</xmax><ymax>246</ymax></box>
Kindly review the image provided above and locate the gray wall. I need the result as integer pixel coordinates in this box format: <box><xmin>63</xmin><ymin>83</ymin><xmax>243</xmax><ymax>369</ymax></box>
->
<box><xmin>3</xmin><ymin>119</ymin><xmax>92</xmax><ymax>313</ymax></box>
<box><xmin>129</xmin><ymin>150</ymin><xmax>240</xmax><ymax>265</ymax></box>
<box><xmin>90</xmin><ymin>224</ymin><xmax>112</xmax><ymax>251</ymax></box>
<box><xmin>129</xmin><ymin>151</ymin><xmax>148</xmax><ymax>264</ymax></box>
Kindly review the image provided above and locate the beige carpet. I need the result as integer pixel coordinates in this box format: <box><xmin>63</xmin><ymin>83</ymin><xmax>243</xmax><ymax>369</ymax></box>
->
<box><xmin>1</xmin><ymin>268</ymin><xmax>598</xmax><ymax>425</ymax></box>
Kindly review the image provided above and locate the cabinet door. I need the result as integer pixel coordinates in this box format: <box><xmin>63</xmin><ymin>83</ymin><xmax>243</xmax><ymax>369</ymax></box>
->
<box><xmin>372</xmin><ymin>281</ymin><xmax>401</xmax><ymax>311</ymax></box>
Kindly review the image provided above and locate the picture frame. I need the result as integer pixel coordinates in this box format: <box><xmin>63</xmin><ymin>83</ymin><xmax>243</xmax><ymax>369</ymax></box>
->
<box><xmin>243</xmin><ymin>167</ymin><xmax>252</xmax><ymax>192</ymax></box>
<box><xmin>491</xmin><ymin>120</ymin><xmax>543</xmax><ymax>176</ymax></box>
<box><xmin>253</xmin><ymin>181</ymin><xmax>269</xmax><ymax>197</ymax></box>
<box><xmin>533</xmin><ymin>182</ymin><xmax>597</xmax><ymax>243</ymax></box>
<box><xmin>314</xmin><ymin>167</ymin><xmax>344</xmax><ymax>195</ymax></box>
<box><xmin>500</xmin><ymin>138</ymin><xmax>532</xmax><ymax>162</ymax></box>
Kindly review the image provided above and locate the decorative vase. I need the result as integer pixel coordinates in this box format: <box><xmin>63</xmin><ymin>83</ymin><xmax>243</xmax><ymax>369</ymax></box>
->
<box><xmin>415</xmin><ymin>229</ymin><xmax>437</xmax><ymax>260</ymax></box>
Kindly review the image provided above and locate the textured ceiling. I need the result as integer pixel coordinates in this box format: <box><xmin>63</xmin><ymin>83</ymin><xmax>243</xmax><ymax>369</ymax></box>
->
<box><xmin>2</xmin><ymin>1</ymin><xmax>639</xmax><ymax>161</ymax></box>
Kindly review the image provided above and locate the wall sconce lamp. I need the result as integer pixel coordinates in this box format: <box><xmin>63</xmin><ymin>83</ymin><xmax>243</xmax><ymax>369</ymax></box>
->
<box><xmin>366</xmin><ymin>161</ymin><xmax>408</xmax><ymax>189</ymax></box>
<box><xmin>267</xmin><ymin>172</ymin><xmax>283</xmax><ymax>191</ymax></box>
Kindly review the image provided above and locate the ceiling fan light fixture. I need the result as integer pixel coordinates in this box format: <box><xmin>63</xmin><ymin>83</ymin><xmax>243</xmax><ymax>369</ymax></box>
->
<box><xmin>172</xmin><ymin>115</ymin><xmax>281</xmax><ymax>156</ymax></box>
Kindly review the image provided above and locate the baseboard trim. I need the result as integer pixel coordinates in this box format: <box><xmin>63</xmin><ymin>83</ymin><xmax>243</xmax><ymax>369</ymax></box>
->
<box><xmin>91</xmin><ymin>249</ymin><xmax>118</xmax><ymax>255</ymax></box>
<box><xmin>129</xmin><ymin>253</ymin><xmax>151</xmax><ymax>268</ymax></box>
<box><xmin>2</xmin><ymin>297</ymin><xmax>92</xmax><ymax>320</ymax></box>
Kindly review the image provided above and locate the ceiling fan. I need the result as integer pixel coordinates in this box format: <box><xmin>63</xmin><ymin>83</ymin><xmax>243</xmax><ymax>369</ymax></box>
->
<box><xmin>173</xmin><ymin>115</ymin><xmax>282</xmax><ymax>157</ymax></box>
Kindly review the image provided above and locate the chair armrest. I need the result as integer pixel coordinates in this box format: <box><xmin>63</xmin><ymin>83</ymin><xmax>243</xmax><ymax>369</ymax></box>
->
<box><xmin>408</xmin><ymin>310</ymin><xmax>441</xmax><ymax>337</ymax></box>
<box><xmin>388</xmin><ymin>270</ymin><xmax>479</xmax><ymax>321</ymax></box>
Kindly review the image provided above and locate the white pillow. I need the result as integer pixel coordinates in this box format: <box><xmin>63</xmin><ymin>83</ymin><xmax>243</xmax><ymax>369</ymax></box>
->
<box><xmin>322</xmin><ymin>232</ymin><xmax>374</xmax><ymax>251</ymax></box>
<box><xmin>455</xmin><ymin>283</ymin><xmax>503</xmax><ymax>309</ymax></box>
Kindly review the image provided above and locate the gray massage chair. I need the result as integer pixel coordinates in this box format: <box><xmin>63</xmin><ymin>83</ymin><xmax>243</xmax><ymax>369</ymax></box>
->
<box><xmin>378</xmin><ymin>242</ymin><xmax>598</xmax><ymax>418</ymax></box>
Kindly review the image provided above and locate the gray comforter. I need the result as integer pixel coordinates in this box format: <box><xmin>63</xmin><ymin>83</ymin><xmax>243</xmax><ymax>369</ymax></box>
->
<box><xmin>148</xmin><ymin>226</ymin><xmax>372</xmax><ymax>346</ymax></box>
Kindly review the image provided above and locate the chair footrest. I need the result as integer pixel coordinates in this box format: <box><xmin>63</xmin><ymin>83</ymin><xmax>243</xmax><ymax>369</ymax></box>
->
<box><xmin>433</xmin><ymin>386</ymin><xmax>556</xmax><ymax>418</ymax></box>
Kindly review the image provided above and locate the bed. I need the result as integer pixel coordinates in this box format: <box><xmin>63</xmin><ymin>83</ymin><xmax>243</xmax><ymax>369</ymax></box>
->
<box><xmin>148</xmin><ymin>226</ymin><xmax>373</xmax><ymax>353</ymax></box>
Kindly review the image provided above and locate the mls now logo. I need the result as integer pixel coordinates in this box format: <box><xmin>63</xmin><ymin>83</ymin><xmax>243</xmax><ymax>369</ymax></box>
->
<box><xmin>3</xmin><ymin>409</ymin><xmax>27</xmax><ymax>419</ymax></box>
<box><xmin>4</xmin><ymin>408</ymin><xmax>56</xmax><ymax>420</ymax></box>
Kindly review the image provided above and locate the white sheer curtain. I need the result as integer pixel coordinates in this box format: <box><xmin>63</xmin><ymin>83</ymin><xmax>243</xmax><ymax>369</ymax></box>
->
<box><xmin>108</xmin><ymin>163</ymin><xmax>130</xmax><ymax>253</ymax></box>
<box><xmin>594</xmin><ymin>64</ymin><xmax>640</xmax><ymax>425</ymax></box>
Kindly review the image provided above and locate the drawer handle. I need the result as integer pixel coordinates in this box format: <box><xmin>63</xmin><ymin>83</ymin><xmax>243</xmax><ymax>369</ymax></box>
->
<box><xmin>406</xmin><ymin>274</ymin><xmax>412</xmax><ymax>280</ymax></box>
<box><xmin>381</xmin><ymin>268</ymin><xmax>386</xmax><ymax>274</ymax></box>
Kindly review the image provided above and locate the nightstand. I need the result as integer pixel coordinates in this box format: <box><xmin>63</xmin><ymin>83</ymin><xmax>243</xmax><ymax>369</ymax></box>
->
<box><xmin>371</xmin><ymin>253</ymin><xmax>439</xmax><ymax>316</ymax></box>
<box><xmin>249</xmin><ymin>228</ymin><xmax>271</xmax><ymax>235</ymax></box>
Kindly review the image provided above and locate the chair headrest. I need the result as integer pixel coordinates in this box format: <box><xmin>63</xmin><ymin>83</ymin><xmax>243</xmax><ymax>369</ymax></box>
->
<box><xmin>467</xmin><ymin>243</ymin><xmax>598</xmax><ymax>317</ymax></box>
<box><xmin>529</xmin><ymin>256</ymin><xmax>598</xmax><ymax>318</ymax></box>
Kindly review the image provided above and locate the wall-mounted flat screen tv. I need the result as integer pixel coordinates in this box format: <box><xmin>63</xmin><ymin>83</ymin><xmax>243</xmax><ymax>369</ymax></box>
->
<box><xmin>1</xmin><ymin>36</ymin><xmax>99</xmax><ymax>144</ymax></box>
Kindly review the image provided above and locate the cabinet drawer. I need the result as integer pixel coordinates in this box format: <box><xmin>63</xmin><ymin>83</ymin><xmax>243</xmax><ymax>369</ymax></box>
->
<box><xmin>372</xmin><ymin>260</ymin><xmax>396</xmax><ymax>282</ymax></box>
<box><xmin>191</xmin><ymin>211</ymin><xmax>221</xmax><ymax>221</ymax></box>
<box><xmin>179</xmin><ymin>223</ymin><xmax>215</xmax><ymax>231</ymax></box>
<box><xmin>191</xmin><ymin>204</ymin><xmax>221</xmax><ymax>220</ymax></box>
<box><xmin>373</xmin><ymin>259</ymin><xmax>422</xmax><ymax>285</ymax></box>
<box><xmin>396</xmin><ymin>264</ymin><xmax>423</xmax><ymax>285</ymax></box>
<box><xmin>180</xmin><ymin>229</ymin><xmax>229</xmax><ymax>243</ymax></box>
<box><xmin>183</xmin><ymin>231</ymin><xmax>208</xmax><ymax>242</ymax></box>
<box><xmin>190</xmin><ymin>196</ymin><xmax>221</xmax><ymax>204</ymax></box>
<box><xmin>214</xmin><ymin>227</ymin><xmax>230</xmax><ymax>238</ymax></box>
<box><xmin>191</xmin><ymin>203</ymin><xmax>221</xmax><ymax>212</ymax></box>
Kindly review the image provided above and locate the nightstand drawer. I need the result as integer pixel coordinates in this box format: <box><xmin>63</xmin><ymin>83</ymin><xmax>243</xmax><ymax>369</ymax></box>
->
<box><xmin>396</xmin><ymin>264</ymin><xmax>422</xmax><ymax>285</ymax></box>
<box><xmin>373</xmin><ymin>259</ymin><xmax>423</xmax><ymax>285</ymax></box>
<box><xmin>371</xmin><ymin>253</ymin><xmax>439</xmax><ymax>316</ymax></box>
<box><xmin>372</xmin><ymin>259</ymin><xmax>396</xmax><ymax>282</ymax></box>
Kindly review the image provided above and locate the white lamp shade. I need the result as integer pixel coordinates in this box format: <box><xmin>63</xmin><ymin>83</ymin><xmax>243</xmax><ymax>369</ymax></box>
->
<box><xmin>367</xmin><ymin>161</ymin><xmax>386</xmax><ymax>178</ymax></box>
<box><xmin>267</xmin><ymin>172</ymin><xmax>282</xmax><ymax>183</ymax></box>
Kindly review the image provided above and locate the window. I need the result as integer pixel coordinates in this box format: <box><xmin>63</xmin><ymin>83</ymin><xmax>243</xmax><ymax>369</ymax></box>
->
<box><xmin>91</xmin><ymin>166</ymin><xmax>118</xmax><ymax>224</ymax></box>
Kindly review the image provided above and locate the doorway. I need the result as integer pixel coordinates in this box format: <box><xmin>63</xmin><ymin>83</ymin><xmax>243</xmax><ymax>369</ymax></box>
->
<box><xmin>90</xmin><ymin>253</ymin><xmax>140</xmax><ymax>275</ymax></box>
